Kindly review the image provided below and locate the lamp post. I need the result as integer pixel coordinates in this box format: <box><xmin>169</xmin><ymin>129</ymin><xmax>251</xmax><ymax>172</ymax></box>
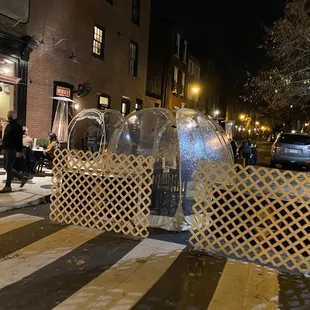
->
<box><xmin>191</xmin><ymin>86</ymin><xmax>200</xmax><ymax>109</ymax></box>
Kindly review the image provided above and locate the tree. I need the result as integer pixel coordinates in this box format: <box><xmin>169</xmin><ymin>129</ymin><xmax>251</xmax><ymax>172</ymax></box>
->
<box><xmin>248</xmin><ymin>0</ymin><xmax>310</xmax><ymax>108</ymax></box>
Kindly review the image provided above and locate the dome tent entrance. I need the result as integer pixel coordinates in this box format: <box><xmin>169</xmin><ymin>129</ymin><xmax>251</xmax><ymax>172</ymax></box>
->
<box><xmin>68</xmin><ymin>109</ymin><xmax>123</xmax><ymax>153</ymax></box>
<box><xmin>108</xmin><ymin>108</ymin><xmax>234</xmax><ymax>231</ymax></box>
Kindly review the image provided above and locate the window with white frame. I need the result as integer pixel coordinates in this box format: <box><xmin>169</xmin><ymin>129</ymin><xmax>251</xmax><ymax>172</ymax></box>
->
<box><xmin>183</xmin><ymin>40</ymin><xmax>187</xmax><ymax>63</ymax></box>
<box><xmin>188</xmin><ymin>59</ymin><xmax>194</xmax><ymax>75</ymax></box>
<box><xmin>172</xmin><ymin>66</ymin><xmax>179</xmax><ymax>93</ymax></box>
<box><xmin>93</xmin><ymin>25</ymin><xmax>104</xmax><ymax>58</ymax></box>
<box><xmin>129</xmin><ymin>41</ymin><xmax>138</xmax><ymax>77</ymax></box>
<box><xmin>180</xmin><ymin>72</ymin><xmax>186</xmax><ymax>97</ymax></box>
<box><xmin>195</xmin><ymin>66</ymin><xmax>201</xmax><ymax>79</ymax></box>
<box><xmin>175</xmin><ymin>33</ymin><xmax>181</xmax><ymax>58</ymax></box>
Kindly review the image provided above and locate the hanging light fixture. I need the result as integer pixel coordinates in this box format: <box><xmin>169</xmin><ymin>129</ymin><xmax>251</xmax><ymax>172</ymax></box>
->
<box><xmin>68</xmin><ymin>49</ymin><xmax>78</xmax><ymax>63</ymax></box>
<box><xmin>30</xmin><ymin>37</ymin><xmax>78</xmax><ymax>63</ymax></box>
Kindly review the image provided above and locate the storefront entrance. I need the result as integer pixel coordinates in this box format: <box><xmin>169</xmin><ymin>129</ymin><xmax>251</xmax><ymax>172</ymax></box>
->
<box><xmin>0</xmin><ymin>56</ymin><xmax>18</xmax><ymax>139</ymax></box>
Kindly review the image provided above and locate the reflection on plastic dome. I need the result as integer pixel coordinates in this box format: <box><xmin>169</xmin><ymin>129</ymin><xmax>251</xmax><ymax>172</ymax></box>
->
<box><xmin>108</xmin><ymin>108</ymin><xmax>233</xmax><ymax>232</ymax></box>
<box><xmin>67</xmin><ymin>109</ymin><xmax>123</xmax><ymax>153</ymax></box>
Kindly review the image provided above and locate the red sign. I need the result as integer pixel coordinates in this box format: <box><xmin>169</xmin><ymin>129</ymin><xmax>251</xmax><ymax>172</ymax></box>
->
<box><xmin>56</xmin><ymin>86</ymin><xmax>71</xmax><ymax>98</ymax></box>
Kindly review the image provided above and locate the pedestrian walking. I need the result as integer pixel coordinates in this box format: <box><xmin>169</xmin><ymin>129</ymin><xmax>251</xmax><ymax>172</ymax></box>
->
<box><xmin>0</xmin><ymin>110</ymin><xmax>28</xmax><ymax>193</ymax></box>
<box><xmin>230</xmin><ymin>139</ymin><xmax>237</xmax><ymax>163</ymax></box>
<box><xmin>250</xmin><ymin>143</ymin><xmax>258</xmax><ymax>165</ymax></box>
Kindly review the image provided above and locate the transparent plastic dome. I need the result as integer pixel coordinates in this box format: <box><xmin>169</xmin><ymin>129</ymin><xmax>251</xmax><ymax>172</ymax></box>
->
<box><xmin>108</xmin><ymin>108</ymin><xmax>234</xmax><ymax>231</ymax></box>
<box><xmin>68</xmin><ymin>109</ymin><xmax>123</xmax><ymax>153</ymax></box>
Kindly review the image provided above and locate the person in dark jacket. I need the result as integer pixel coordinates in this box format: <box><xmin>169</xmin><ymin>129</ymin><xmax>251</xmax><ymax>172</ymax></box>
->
<box><xmin>0</xmin><ymin>110</ymin><xmax>28</xmax><ymax>193</ymax></box>
<box><xmin>230</xmin><ymin>139</ymin><xmax>237</xmax><ymax>163</ymax></box>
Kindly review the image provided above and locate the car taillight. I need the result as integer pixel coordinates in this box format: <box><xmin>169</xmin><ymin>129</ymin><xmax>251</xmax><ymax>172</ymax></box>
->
<box><xmin>275</xmin><ymin>143</ymin><xmax>281</xmax><ymax>149</ymax></box>
<box><xmin>308</xmin><ymin>146</ymin><xmax>310</xmax><ymax>151</ymax></box>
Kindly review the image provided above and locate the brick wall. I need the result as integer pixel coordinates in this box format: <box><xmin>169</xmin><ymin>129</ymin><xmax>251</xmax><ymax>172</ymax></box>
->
<box><xmin>0</xmin><ymin>0</ymin><xmax>150</xmax><ymax>138</ymax></box>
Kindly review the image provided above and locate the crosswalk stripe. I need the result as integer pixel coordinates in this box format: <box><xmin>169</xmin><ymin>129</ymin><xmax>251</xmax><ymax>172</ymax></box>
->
<box><xmin>54</xmin><ymin>238</ymin><xmax>186</xmax><ymax>310</ymax></box>
<box><xmin>208</xmin><ymin>259</ymin><xmax>279</xmax><ymax>310</ymax></box>
<box><xmin>0</xmin><ymin>213</ymin><xmax>43</xmax><ymax>235</ymax></box>
<box><xmin>0</xmin><ymin>225</ymin><xmax>102</xmax><ymax>290</ymax></box>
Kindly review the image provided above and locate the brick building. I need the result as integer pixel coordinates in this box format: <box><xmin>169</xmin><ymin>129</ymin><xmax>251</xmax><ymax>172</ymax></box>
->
<box><xmin>0</xmin><ymin>0</ymin><xmax>150</xmax><ymax>140</ymax></box>
<box><xmin>146</xmin><ymin>17</ymin><xmax>204</xmax><ymax>110</ymax></box>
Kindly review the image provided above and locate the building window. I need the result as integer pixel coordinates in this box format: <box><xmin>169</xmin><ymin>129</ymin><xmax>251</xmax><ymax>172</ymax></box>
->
<box><xmin>121</xmin><ymin>96</ymin><xmax>131</xmax><ymax>117</ymax></box>
<box><xmin>135</xmin><ymin>99</ymin><xmax>143</xmax><ymax>110</ymax></box>
<box><xmin>106</xmin><ymin>0</ymin><xmax>113</xmax><ymax>4</ymax></box>
<box><xmin>93</xmin><ymin>25</ymin><xmax>105</xmax><ymax>58</ymax></box>
<box><xmin>195</xmin><ymin>66</ymin><xmax>201</xmax><ymax>79</ymax></box>
<box><xmin>180</xmin><ymin>72</ymin><xmax>186</xmax><ymax>97</ymax></box>
<box><xmin>175</xmin><ymin>33</ymin><xmax>181</xmax><ymax>58</ymax></box>
<box><xmin>172</xmin><ymin>66</ymin><xmax>179</xmax><ymax>94</ymax></box>
<box><xmin>129</xmin><ymin>41</ymin><xmax>139</xmax><ymax>77</ymax></box>
<box><xmin>98</xmin><ymin>93</ymin><xmax>111</xmax><ymax>110</ymax></box>
<box><xmin>132</xmin><ymin>0</ymin><xmax>140</xmax><ymax>26</ymax></box>
<box><xmin>188</xmin><ymin>60</ymin><xmax>194</xmax><ymax>75</ymax></box>
<box><xmin>183</xmin><ymin>41</ymin><xmax>187</xmax><ymax>63</ymax></box>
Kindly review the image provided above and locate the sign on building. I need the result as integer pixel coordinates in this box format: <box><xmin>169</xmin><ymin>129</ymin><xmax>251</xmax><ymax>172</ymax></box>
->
<box><xmin>0</xmin><ymin>0</ymin><xmax>29</xmax><ymax>23</ymax></box>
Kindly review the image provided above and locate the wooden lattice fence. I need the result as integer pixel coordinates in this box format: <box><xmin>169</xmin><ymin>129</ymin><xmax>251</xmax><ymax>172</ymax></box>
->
<box><xmin>50</xmin><ymin>149</ymin><xmax>154</xmax><ymax>238</ymax></box>
<box><xmin>190</xmin><ymin>161</ymin><xmax>310</xmax><ymax>273</ymax></box>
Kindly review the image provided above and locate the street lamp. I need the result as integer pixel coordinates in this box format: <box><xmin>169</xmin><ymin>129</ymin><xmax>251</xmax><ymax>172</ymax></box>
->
<box><xmin>255</xmin><ymin>121</ymin><xmax>260</xmax><ymax>126</ymax></box>
<box><xmin>214</xmin><ymin>110</ymin><xmax>220</xmax><ymax>117</ymax></box>
<box><xmin>240</xmin><ymin>114</ymin><xmax>246</xmax><ymax>121</ymax></box>
<box><xmin>192</xmin><ymin>87</ymin><xmax>200</xmax><ymax>94</ymax></box>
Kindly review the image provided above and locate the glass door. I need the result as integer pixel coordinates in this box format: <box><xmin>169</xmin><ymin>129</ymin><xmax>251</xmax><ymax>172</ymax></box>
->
<box><xmin>0</xmin><ymin>57</ymin><xmax>16</xmax><ymax>139</ymax></box>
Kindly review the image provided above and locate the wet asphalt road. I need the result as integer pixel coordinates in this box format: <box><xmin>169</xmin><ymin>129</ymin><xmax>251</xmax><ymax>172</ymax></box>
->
<box><xmin>0</xmin><ymin>204</ymin><xmax>309</xmax><ymax>309</ymax></box>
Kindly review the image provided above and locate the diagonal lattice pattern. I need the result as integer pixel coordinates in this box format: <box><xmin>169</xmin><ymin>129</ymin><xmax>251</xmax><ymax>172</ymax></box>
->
<box><xmin>50</xmin><ymin>149</ymin><xmax>154</xmax><ymax>238</ymax></box>
<box><xmin>190</xmin><ymin>161</ymin><xmax>310</xmax><ymax>273</ymax></box>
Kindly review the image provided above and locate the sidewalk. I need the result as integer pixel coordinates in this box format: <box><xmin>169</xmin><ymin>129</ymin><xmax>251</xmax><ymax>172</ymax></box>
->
<box><xmin>0</xmin><ymin>168</ymin><xmax>52</xmax><ymax>212</ymax></box>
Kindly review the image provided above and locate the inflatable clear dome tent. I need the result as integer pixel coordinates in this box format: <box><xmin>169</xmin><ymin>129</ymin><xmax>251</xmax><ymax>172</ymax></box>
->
<box><xmin>108</xmin><ymin>108</ymin><xmax>234</xmax><ymax>231</ymax></box>
<box><xmin>68</xmin><ymin>109</ymin><xmax>123</xmax><ymax>153</ymax></box>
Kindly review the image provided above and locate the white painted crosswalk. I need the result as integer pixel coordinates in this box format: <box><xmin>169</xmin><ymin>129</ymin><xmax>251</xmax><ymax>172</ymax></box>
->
<box><xmin>0</xmin><ymin>213</ymin><xmax>303</xmax><ymax>309</ymax></box>
<box><xmin>54</xmin><ymin>239</ymin><xmax>186</xmax><ymax>310</ymax></box>
<box><xmin>0</xmin><ymin>213</ymin><xmax>43</xmax><ymax>235</ymax></box>
<box><xmin>0</xmin><ymin>224</ymin><xmax>101</xmax><ymax>290</ymax></box>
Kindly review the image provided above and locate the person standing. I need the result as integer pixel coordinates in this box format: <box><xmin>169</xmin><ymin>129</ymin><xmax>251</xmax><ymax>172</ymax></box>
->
<box><xmin>230</xmin><ymin>139</ymin><xmax>237</xmax><ymax>163</ymax></box>
<box><xmin>86</xmin><ymin>123</ymin><xmax>101</xmax><ymax>153</ymax></box>
<box><xmin>0</xmin><ymin>110</ymin><xmax>28</xmax><ymax>193</ymax></box>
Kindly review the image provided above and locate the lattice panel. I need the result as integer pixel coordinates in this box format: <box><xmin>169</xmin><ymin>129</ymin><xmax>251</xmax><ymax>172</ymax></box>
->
<box><xmin>190</xmin><ymin>161</ymin><xmax>310</xmax><ymax>273</ymax></box>
<box><xmin>50</xmin><ymin>149</ymin><xmax>154</xmax><ymax>238</ymax></box>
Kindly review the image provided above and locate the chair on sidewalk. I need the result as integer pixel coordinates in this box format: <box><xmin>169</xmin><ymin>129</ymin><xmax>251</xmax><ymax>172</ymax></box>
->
<box><xmin>35</xmin><ymin>158</ymin><xmax>53</xmax><ymax>174</ymax></box>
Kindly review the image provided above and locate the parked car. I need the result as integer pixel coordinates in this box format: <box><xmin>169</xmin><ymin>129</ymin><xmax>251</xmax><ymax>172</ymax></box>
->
<box><xmin>271</xmin><ymin>133</ymin><xmax>310</xmax><ymax>169</ymax></box>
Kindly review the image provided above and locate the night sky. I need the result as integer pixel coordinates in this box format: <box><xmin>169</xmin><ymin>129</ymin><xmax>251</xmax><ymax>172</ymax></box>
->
<box><xmin>152</xmin><ymin>0</ymin><xmax>286</xmax><ymax>105</ymax></box>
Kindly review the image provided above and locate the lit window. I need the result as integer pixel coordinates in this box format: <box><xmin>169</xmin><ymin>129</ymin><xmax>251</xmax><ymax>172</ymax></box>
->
<box><xmin>180</xmin><ymin>72</ymin><xmax>186</xmax><ymax>97</ymax></box>
<box><xmin>93</xmin><ymin>25</ymin><xmax>105</xmax><ymax>58</ymax></box>
<box><xmin>129</xmin><ymin>41</ymin><xmax>139</xmax><ymax>77</ymax></box>
<box><xmin>121</xmin><ymin>96</ymin><xmax>131</xmax><ymax>117</ymax></box>
<box><xmin>98</xmin><ymin>93</ymin><xmax>111</xmax><ymax>110</ymax></box>
<box><xmin>175</xmin><ymin>33</ymin><xmax>181</xmax><ymax>58</ymax></box>
<box><xmin>183</xmin><ymin>41</ymin><xmax>187</xmax><ymax>63</ymax></box>
<box><xmin>132</xmin><ymin>0</ymin><xmax>140</xmax><ymax>25</ymax></box>
<box><xmin>135</xmin><ymin>99</ymin><xmax>143</xmax><ymax>110</ymax></box>
<box><xmin>172</xmin><ymin>66</ymin><xmax>178</xmax><ymax>93</ymax></box>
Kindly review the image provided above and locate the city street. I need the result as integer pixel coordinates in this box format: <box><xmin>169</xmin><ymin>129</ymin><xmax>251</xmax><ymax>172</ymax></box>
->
<box><xmin>0</xmin><ymin>205</ymin><xmax>309</xmax><ymax>310</ymax></box>
<box><xmin>257</xmin><ymin>141</ymin><xmax>273</xmax><ymax>167</ymax></box>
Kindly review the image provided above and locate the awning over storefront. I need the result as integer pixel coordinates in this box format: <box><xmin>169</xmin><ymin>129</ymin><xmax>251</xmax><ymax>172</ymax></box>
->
<box><xmin>50</xmin><ymin>96</ymin><xmax>74</xmax><ymax>103</ymax></box>
<box><xmin>0</xmin><ymin>75</ymin><xmax>21</xmax><ymax>84</ymax></box>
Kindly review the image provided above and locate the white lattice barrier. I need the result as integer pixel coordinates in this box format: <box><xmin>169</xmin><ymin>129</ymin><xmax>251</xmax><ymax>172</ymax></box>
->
<box><xmin>190</xmin><ymin>161</ymin><xmax>310</xmax><ymax>273</ymax></box>
<box><xmin>50</xmin><ymin>149</ymin><xmax>154</xmax><ymax>238</ymax></box>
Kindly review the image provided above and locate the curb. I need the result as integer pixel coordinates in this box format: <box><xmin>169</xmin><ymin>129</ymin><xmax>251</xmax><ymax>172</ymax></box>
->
<box><xmin>0</xmin><ymin>194</ymin><xmax>51</xmax><ymax>213</ymax></box>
